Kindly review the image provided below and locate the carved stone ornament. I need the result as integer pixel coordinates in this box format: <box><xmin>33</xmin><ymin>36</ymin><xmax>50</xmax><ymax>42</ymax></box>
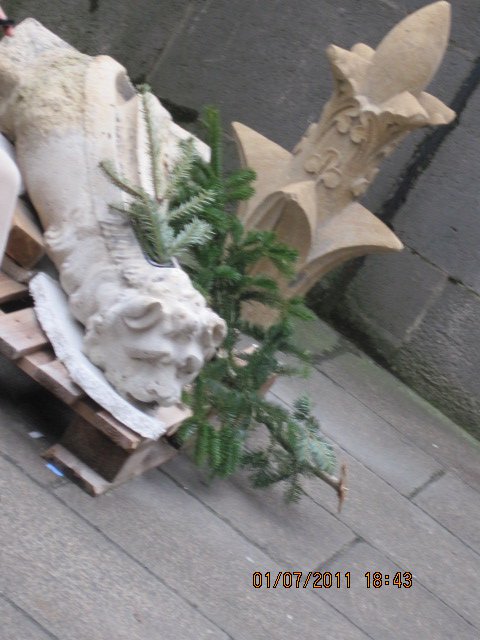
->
<box><xmin>0</xmin><ymin>19</ymin><xmax>226</xmax><ymax>412</ymax></box>
<box><xmin>233</xmin><ymin>1</ymin><xmax>455</xmax><ymax>300</ymax></box>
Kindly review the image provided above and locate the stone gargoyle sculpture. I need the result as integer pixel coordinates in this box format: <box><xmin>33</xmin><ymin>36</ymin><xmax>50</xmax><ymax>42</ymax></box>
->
<box><xmin>0</xmin><ymin>19</ymin><xmax>226</xmax><ymax>409</ymax></box>
<box><xmin>233</xmin><ymin>1</ymin><xmax>455</xmax><ymax>299</ymax></box>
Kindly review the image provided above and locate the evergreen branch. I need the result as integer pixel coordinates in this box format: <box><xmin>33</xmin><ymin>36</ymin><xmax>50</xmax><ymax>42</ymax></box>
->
<box><xmin>167</xmin><ymin>138</ymin><xmax>201</xmax><ymax>197</ymax></box>
<box><xmin>100</xmin><ymin>160</ymin><xmax>151</xmax><ymax>201</ymax></box>
<box><xmin>102</xmin><ymin>98</ymin><xmax>343</xmax><ymax>504</ymax></box>
<box><xmin>168</xmin><ymin>189</ymin><xmax>217</xmax><ymax>222</ymax></box>
<box><xmin>202</xmin><ymin>106</ymin><xmax>223</xmax><ymax>178</ymax></box>
<box><xmin>169</xmin><ymin>218</ymin><xmax>213</xmax><ymax>258</ymax></box>
<box><xmin>140</xmin><ymin>87</ymin><xmax>166</xmax><ymax>201</ymax></box>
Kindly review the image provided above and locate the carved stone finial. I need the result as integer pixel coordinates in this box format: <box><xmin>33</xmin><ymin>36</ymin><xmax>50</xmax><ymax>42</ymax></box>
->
<box><xmin>362</xmin><ymin>0</ymin><xmax>450</xmax><ymax>102</ymax></box>
<box><xmin>233</xmin><ymin>2</ymin><xmax>455</xmax><ymax>303</ymax></box>
<box><xmin>0</xmin><ymin>19</ymin><xmax>227</xmax><ymax>413</ymax></box>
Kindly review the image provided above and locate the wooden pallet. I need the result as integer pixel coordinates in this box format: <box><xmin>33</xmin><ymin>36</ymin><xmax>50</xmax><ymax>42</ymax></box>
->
<box><xmin>0</xmin><ymin>271</ymin><xmax>191</xmax><ymax>495</ymax></box>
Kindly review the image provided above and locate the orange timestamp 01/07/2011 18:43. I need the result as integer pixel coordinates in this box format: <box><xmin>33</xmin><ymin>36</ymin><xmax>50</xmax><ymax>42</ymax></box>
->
<box><xmin>252</xmin><ymin>571</ymin><xmax>413</xmax><ymax>590</ymax></box>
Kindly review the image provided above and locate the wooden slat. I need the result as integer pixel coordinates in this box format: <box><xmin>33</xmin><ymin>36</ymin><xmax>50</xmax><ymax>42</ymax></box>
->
<box><xmin>43</xmin><ymin>441</ymin><xmax>177</xmax><ymax>496</ymax></box>
<box><xmin>72</xmin><ymin>398</ymin><xmax>142</xmax><ymax>451</ymax></box>
<box><xmin>43</xmin><ymin>444</ymin><xmax>112</xmax><ymax>496</ymax></box>
<box><xmin>157</xmin><ymin>403</ymin><xmax>192</xmax><ymax>436</ymax></box>
<box><xmin>59</xmin><ymin>416</ymin><xmax>177</xmax><ymax>483</ymax></box>
<box><xmin>0</xmin><ymin>307</ymin><xmax>48</xmax><ymax>359</ymax></box>
<box><xmin>17</xmin><ymin>348</ymin><xmax>55</xmax><ymax>378</ymax></box>
<box><xmin>0</xmin><ymin>272</ymin><xmax>29</xmax><ymax>304</ymax></box>
<box><xmin>38</xmin><ymin>359</ymin><xmax>84</xmax><ymax>405</ymax></box>
<box><xmin>60</xmin><ymin>416</ymin><xmax>132</xmax><ymax>481</ymax></box>
<box><xmin>6</xmin><ymin>200</ymin><xmax>45</xmax><ymax>268</ymax></box>
<box><xmin>17</xmin><ymin>350</ymin><xmax>84</xmax><ymax>405</ymax></box>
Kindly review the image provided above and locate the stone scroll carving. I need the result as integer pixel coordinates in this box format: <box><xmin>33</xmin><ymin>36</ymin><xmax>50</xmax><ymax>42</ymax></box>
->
<box><xmin>233</xmin><ymin>1</ymin><xmax>455</xmax><ymax>299</ymax></box>
<box><xmin>0</xmin><ymin>19</ymin><xmax>226</xmax><ymax>407</ymax></box>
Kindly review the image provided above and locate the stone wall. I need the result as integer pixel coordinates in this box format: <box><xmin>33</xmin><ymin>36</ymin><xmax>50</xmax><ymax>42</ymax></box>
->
<box><xmin>4</xmin><ymin>0</ymin><xmax>480</xmax><ymax>435</ymax></box>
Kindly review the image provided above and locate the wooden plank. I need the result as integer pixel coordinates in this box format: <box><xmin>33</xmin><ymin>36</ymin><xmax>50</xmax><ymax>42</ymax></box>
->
<box><xmin>44</xmin><ymin>441</ymin><xmax>177</xmax><ymax>496</ymax></box>
<box><xmin>37</xmin><ymin>359</ymin><xmax>84</xmax><ymax>405</ymax></box>
<box><xmin>0</xmin><ymin>271</ymin><xmax>28</xmax><ymax>304</ymax></box>
<box><xmin>17</xmin><ymin>350</ymin><xmax>84</xmax><ymax>405</ymax></box>
<box><xmin>157</xmin><ymin>403</ymin><xmax>192</xmax><ymax>436</ymax></box>
<box><xmin>59</xmin><ymin>415</ymin><xmax>177</xmax><ymax>483</ymax></box>
<box><xmin>17</xmin><ymin>348</ymin><xmax>55</xmax><ymax>377</ymax></box>
<box><xmin>1</xmin><ymin>256</ymin><xmax>34</xmax><ymax>285</ymax></box>
<box><xmin>43</xmin><ymin>444</ymin><xmax>112</xmax><ymax>496</ymax></box>
<box><xmin>113</xmin><ymin>437</ymin><xmax>177</xmax><ymax>484</ymax></box>
<box><xmin>72</xmin><ymin>398</ymin><xmax>143</xmax><ymax>451</ymax></box>
<box><xmin>5</xmin><ymin>200</ymin><xmax>45</xmax><ymax>268</ymax></box>
<box><xmin>0</xmin><ymin>307</ymin><xmax>48</xmax><ymax>359</ymax></box>
<box><xmin>60</xmin><ymin>416</ymin><xmax>133</xmax><ymax>481</ymax></box>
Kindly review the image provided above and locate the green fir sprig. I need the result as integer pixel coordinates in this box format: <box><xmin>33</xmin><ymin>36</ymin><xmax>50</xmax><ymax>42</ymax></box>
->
<box><xmin>100</xmin><ymin>85</ymin><xmax>215</xmax><ymax>265</ymax></box>
<box><xmin>170</xmin><ymin>106</ymin><xmax>343</xmax><ymax>504</ymax></box>
<box><xmin>102</xmin><ymin>87</ymin><xmax>344</xmax><ymax>504</ymax></box>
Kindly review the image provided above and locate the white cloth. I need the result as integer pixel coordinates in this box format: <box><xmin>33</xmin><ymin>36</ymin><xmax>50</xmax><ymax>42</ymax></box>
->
<box><xmin>0</xmin><ymin>134</ymin><xmax>22</xmax><ymax>261</ymax></box>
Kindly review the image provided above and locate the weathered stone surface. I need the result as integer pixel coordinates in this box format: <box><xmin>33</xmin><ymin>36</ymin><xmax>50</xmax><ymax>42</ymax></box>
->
<box><xmin>0</xmin><ymin>20</ymin><xmax>226</xmax><ymax>418</ymax></box>
<box><xmin>393</xmin><ymin>281</ymin><xmax>480</xmax><ymax>439</ymax></box>
<box><xmin>394</xmin><ymin>83</ymin><xmax>480</xmax><ymax>296</ymax></box>
<box><xmin>291</xmin><ymin>315</ymin><xmax>342</xmax><ymax>358</ymax></box>
<box><xmin>413</xmin><ymin>472</ymin><xmax>480</xmax><ymax>555</ymax></box>
<box><xmin>0</xmin><ymin>456</ymin><xmax>228</xmax><ymax>640</ymax></box>
<box><xmin>317</xmin><ymin>540</ymin><xmax>479</xmax><ymax>640</ymax></box>
<box><xmin>149</xmin><ymin>1</ymin><xmax>465</xmax><ymax>148</ymax></box>
<box><xmin>0</xmin><ymin>596</ymin><xmax>53</xmax><ymax>640</ymax></box>
<box><xmin>318</xmin><ymin>352</ymin><xmax>480</xmax><ymax>491</ymax></box>
<box><xmin>270</xmin><ymin>371</ymin><xmax>442</xmax><ymax>496</ymax></box>
<box><xmin>362</xmin><ymin>45</ymin><xmax>474</xmax><ymax>214</ymax></box>
<box><xmin>400</xmin><ymin>0</ymin><xmax>480</xmax><ymax>57</ymax></box>
<box><xmin>232</xmin><ymin>2</ymin><xmax>455</xmax><ymax>306</ymax></box>
<box><xmin>9</xmin><ymin>0</ymin><xmax>192</xmax><ymax>81</ymax></box>
<box><xmin>338</xmin><ymin>250</ymin><xmax>447</xmax><ymax>356</ymax></box>
<box><xmin>161</xmin><ymin>453</ymin><xmax>356</xmax><ymax>569</ymax></box>
<box><xmin>303</xmin><ymin>450</ymin><xmax>480</xmax><ymax>630</ymax></box>
<box><xmin>55</xmin><ymin>471</ymin><xmax>368</xmax><ymax>640</ymax></box>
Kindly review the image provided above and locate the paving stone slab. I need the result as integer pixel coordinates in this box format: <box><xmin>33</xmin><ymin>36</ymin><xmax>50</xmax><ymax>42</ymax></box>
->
<box><xmin>149</xmin><ymin>0</ymin><xmax>401</xmax><ymax>151</ymax></box>
<box><xmin>318</xmin><ymin>352</ymin><xmax>480</xmax><ymax>491</ymax></box>
<box><xmin>400</xmin><ymin>0</ymin><xmax>480</xmax><ymax>59</ymax></box>
<box><xmin>340</xmin><ymin>249</ymin><xmax>446</xmax><ymax>352</ymax></box>
<box><xmin>317</xmin><ymin>540</ymin><xmax>479</xmax><ymax>640</ymax></box>
<box><xmin>0</xmin><ymin>596</ymin><xmax>54</xmax><ymax>640</ymax></box>
<box><xmin>11</xmin><ymin>0</ymin><xmax>192</xmax><ymax>83</ymax></box>
<box><xmin>0</xmin><ymin>357</ymin><xmax>69</xmax><ymax>487</ymax></box>
<box><xmin>413</xmin><ymin>472</ymin><xmax>480</xmax><ymax>555</ymax></box>
<box><xmin>0</xmin><ymin>457</ymin><xmax>228</xmax><ymax>640</ymax></box>
<box><xmin>0</xmin><ymin>416</ymin><xmax>63</xmax><ymax>489</ymax></box>
<box><xmin>161</xmin><ymin>453</ymin><xmax>356</xmax><ymax>569</ymax></box>
<box><xmin>270</xmin><ymin>371</ymin><xmax>442</xmax><ymax>496</ymax></box>
<box><xmin>303</xmin><ymin>450</ymin><xmax>480</xmax><ymax>629</ymax></box>
<box><xmin>394</xmin><ymin>84</ymin><xmax>480</xmax><ymax>295</ymax></box>
<box><xmin>56</xmin><ymin>471</ymin><xmax>369</xmax><ymax>640</ymax></box>
<box><xmin>393</xmin><ymin>281</ymin><xmax>480</xmax><ymax>439</ymax></box>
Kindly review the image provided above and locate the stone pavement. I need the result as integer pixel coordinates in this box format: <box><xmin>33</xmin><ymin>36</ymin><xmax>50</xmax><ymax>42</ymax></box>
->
<box><xmin>1</xmin><ymin>317</ymin><xmax>480</xmax><ymax>640</ymax></box>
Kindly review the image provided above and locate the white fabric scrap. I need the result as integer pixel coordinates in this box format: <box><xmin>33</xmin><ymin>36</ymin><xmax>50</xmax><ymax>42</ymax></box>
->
<box><xmin>29</xmin><ymin>273</ymin><xmax>166</xmax><ymax>439</ymax></box>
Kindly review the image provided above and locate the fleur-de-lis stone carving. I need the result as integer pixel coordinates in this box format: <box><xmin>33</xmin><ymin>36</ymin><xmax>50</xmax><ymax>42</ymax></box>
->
<box><xmin>233</xmin><ymin>1</ymin><xmax>455</xmax><ymax>316</ymax></box>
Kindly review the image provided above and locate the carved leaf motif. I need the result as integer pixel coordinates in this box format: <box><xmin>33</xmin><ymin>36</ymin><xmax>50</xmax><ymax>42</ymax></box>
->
<box><xmin>350</xmin><ymin>167</ymin><xmax>379</xmax><ymax>197</ymax></box>
<box><xmin>321</xmin><ymin>169</ymin><xmax>342</xmax><ymax>189</ymax></box>
<box><xmin>350</xmin><ymin>124</ymin><xmax>367</xmax><ymax>144</ymax></box>
<box><xmin>334</xmin><ymin>106</ymin><xmax>359</xmax><ymax>133</ymax></box>
<box><xmin>351</xmin><ymin>178</ymin><xmax>369</xmax><ymax>197</ymax></box>
<box><xmin>304</xmin><ymin>148</ymin><xmax>342</xmax><ymax>190</ymax></box>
